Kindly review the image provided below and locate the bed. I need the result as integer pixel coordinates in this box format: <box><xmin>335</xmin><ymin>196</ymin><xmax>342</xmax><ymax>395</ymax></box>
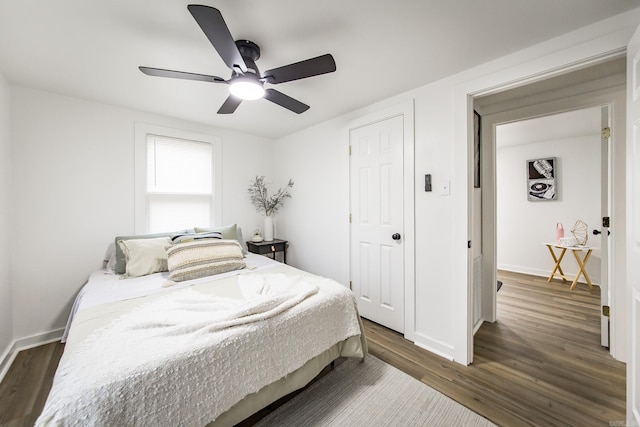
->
<box><xmin>36</xmin><ymin>231</ymin><xmax>366</xmax><ymax>426</ymax></box>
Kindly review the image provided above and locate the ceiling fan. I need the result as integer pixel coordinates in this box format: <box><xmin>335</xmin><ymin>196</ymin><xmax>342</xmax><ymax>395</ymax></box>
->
<box><xmin>139</xmin><ymin>5</ymin><xmax>336</xmax><ymax>114</ymax></box>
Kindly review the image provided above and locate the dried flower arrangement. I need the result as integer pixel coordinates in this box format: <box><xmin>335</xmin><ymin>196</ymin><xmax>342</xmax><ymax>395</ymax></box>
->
<box><xmin>248</xmin><ymin>176</ymin><xmax>294</xmax><ymax>217</ymax></box>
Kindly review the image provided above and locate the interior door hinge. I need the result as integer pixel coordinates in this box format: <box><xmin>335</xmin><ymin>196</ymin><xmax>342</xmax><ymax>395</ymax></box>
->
<box><xmin>602</xmin><ymin>127</ymin><xmax>611</xmax><ymax>139</ymax></box>
<box><xmin>349</xmin><ymin>281</ymin><xmax>353</xmax><ymax>290</ymax></box>
<box><xmin>603</xmin><ymin>305</ymin><xmax>610</xmax><ymax>317</ymax></box>
<box><xmin>349</xmin><ymin>213</ymin><xmax>352</xmax><ymax>223</ymax></box>
<box><xmin>349</xmin><ymin>145</ymin><xmax>352</xmax><ymax>155</ymax></box>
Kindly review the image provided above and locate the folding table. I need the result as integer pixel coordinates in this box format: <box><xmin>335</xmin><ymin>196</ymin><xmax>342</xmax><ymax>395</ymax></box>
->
<box><xmin>545</xmin><ymin>243</ymin><xmax>594</xmax><ymax>290</ymax></box>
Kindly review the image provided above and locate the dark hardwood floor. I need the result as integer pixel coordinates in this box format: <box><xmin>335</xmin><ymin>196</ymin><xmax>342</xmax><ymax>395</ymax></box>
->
<box><xmin>0</xmin><ymin>341</ymin><xmax>64</xmax><ymax>427</ymax></box>
<box><xmin>0</xmin><ymin>271</ymin><xmax>626</xmax><ymax>426</ymax></box>
<box><xmin>366</xmin><ymin>270</ymin><xmax>626</xmax><ymax>427</ymax></box>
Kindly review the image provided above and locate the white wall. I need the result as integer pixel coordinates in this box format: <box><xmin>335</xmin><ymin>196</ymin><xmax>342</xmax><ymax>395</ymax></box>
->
<box><xmin>496</xmin><ymin>133</ymin><xmax>602</xmax><ymax>281</ymax></box>
<box><xmin>273</xmin><ymin>119</ymin><xmax>350</xmax><ymax>282</ymax></box>
<box><xmin>0</xmin><ymin>72</ymin><xmax>12</xmax><ymax>363</ymax></box>
<box><xmin>275</xmin><ymin>10</ymin><xmax>639</xmax><ymax>362</ymax></box>
<box><xmin>9</xmin><ymin>86</ymin><xmax>273</xmax><ymax>340</ymax></box>
<box><xmin>5</xmin><ymin>8</ymin><xmax>638</xmax><ymax>365</ymax></box>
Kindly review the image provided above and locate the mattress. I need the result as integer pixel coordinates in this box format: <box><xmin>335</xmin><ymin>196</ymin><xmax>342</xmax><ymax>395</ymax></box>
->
<box><xmin>38</xmin><ymin>253</ymin><xmax>366</xmax><ymax>426</ymax></box>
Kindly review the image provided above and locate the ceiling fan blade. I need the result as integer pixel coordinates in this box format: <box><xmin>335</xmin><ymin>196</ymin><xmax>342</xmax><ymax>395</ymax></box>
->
<box><xmin>263</xmin><ymin>54</ymin><xmax>336</xmax><ymax>84</ymax></box>
<box><xmin>188</xmin><ymin>5</ymin><xmax>247</xmax><ymax>73</ymax></box>
<box><xmin>264</xmin><ymin>89</ymin><xmax>310</xmax><ymax>114</ymax></box>
<box><xmin>217</xmin><ymin>95</ymin><xmax>242</xmax><ymax>114</ymax></box>
<box><xmin>139</xmin><ymin>66</ymin><xmax>227</xmax><ymax>83</ymax></box>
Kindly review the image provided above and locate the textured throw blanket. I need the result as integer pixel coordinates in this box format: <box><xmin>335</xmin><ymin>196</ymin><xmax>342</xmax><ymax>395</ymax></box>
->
<box><xmin>36</xmin><ymin>274</ymin><xmax>361</xmax><ymax>426</ymax></box>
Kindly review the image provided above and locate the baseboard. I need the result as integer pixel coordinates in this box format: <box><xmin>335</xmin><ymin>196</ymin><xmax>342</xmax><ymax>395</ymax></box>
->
<box><xmin>497</xmin><ymin>264</ymin><xmax>549</xmax><ymax>278</ymax></box>
<box><xmin>497</xmin><ymin>264</ymin><xmax>600</xmax><ymax>287</ymax></box>
<box><xmin>473</xmin><ymin>319</ymin><xmax>484</xmax><ymax>335</ymax></box>
<box><xmin>0</xmin><ymin>341</ymin><xmax>17</xmax><ymax>384</ymax></box>
<box><xmin>412</xmin><ymin>332</ymin><xmax>454</xmax><ymax>361</ymax></box>
<box><xmin>0</xmin><ymin>328</ymin><xmax>64</xmax><ymax>384</ymax></box>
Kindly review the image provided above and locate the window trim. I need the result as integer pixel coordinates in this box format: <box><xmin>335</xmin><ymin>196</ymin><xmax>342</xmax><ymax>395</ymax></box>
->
<box><xmin>134</xmin><ymin>123</ymin><xmax>222</xmax><ymax>234</ymax></box>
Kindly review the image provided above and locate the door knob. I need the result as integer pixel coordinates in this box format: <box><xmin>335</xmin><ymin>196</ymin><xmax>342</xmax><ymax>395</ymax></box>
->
<box><xmin>392</xmin><ymin>233</ymin><xmax>401</xmax><ymax>240</ymax></box>
<box><xmin>593</xmin><ymin>230</ymin><xmax>601</xmax><ymax>235</ymax></box>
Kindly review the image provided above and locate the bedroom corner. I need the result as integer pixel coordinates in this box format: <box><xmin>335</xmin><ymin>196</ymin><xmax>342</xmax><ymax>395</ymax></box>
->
<box><xmin>0</xmin><ymin>70</ymin><xmax>13</xmax><ymax>381</ymax></box>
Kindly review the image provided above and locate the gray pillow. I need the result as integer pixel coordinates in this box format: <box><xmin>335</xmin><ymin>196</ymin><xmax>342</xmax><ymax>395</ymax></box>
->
<box><xmin>114</xmin><ymin>229</ymin><xmax>191</xmax><ymax>274</ymax></box>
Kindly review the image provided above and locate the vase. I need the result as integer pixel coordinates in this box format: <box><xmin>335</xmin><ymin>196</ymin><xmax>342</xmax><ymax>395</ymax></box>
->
<box><xmin>555</xmin><ymin>222</ymin><xmax>564</xmax><ymax>244</ymax></box>
<box><xmin>263</xmin><ymin>216</ymin><xmax>274</xmax><ymax>241</ymax></box>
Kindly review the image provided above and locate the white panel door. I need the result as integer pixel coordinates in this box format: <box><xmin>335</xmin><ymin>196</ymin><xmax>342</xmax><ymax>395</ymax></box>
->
<box><xmin>627</xmin><ymin>24</ymin><xmax>640</xmax><ymax>427</ymax></box>
<box><xmin>350</xmin><ymin>115</ymin><xmax>404</xmax><ymax>333</ymax></box>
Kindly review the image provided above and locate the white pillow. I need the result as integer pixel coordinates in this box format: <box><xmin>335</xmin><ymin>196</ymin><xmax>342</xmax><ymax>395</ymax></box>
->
<box><xmin>103</xmin><ymin>242</ymin><xmax>116</xmax><ymax>271</ymax></box>
<box><xmin>118</xmin><ymin>236</ymin><xmax>171</xmax><ymax>279</ymax></box>
<box><xmin>106</xmin><ymin>252</ymin><xmax>117</xmax><ymax>272</ymax></box>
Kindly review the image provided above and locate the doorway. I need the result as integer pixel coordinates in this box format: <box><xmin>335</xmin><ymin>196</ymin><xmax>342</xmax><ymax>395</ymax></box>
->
<box><xmin>495</xmin><ymin>107</ymin><xmax>605</xmax><ymax>288</ymax></box>
<box><xmin>494</xmin><ymin>107</ymin><xmax>608</xmax><ymax>337</ymax></box>
<box><xmin>471</xmin><ymin>56</ymin><xmax>627</xmax><ymax>361</ymax></box>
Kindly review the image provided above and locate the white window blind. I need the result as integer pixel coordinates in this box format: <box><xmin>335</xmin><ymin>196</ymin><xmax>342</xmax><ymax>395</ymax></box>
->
<box><xmin>145</xmin><ymin>134</ymin><xmax>213</xmax><ymax>233</ymax></box>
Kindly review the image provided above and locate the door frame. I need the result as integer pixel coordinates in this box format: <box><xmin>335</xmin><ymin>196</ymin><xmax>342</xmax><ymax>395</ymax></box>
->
<box><xmin>473</xmin><ymin>77</ymin><xmax>627</xmax><ymax>361</ymax></box>
<box><xmin>626</xmin><ymin>25</ymin><xmax>640</xmax><ymax>425</ymax></box>
<box><xmin>441</xmin><ymin>12</ymin><xmax>637</xmax><ymax>365</ymax></box>
<box><xmin>348</xmin><ymin>100</ymin><xmax>416</xmax><ymax>340</ymax></box>
<box><xmin>452</xmin><ymin>49</ymin><xmax>629</xmax><ymax>365</ymax></box>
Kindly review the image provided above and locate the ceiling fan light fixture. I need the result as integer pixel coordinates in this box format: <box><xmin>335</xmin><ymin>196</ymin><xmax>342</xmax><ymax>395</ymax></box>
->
<box><xmin>141</xmin><ymin>6</ymin><xmax>336</xmax><ymax>114</ymax></box>
<box><xmin>229</xmin><ymin>77</ymin><xmax>265</xmax><ymax>100</ymax></box>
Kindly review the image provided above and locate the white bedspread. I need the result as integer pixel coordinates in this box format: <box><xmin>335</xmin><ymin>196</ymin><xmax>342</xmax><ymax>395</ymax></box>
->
<box><xmin>62</xmin><ymin>253</ymin><xmax>278</xmax><ymax>342</ymax></box>
<box><xmin>36</xmin><ymin>273</ymin><xmax>362</xmax><ymax>426</ymax></box>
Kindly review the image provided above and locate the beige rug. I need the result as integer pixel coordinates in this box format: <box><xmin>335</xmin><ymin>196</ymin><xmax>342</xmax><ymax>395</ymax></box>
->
<box><xmin>255</xmin><ymin>355</ymin><xmax>496</xmax><ymax>426</ymax></box>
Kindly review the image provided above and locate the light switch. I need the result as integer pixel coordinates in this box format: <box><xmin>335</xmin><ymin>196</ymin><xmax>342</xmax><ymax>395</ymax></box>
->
<box><xmin>441</xmin><ymin>180</ymin><xmax>450</xmax><ymax>196</ymax></box>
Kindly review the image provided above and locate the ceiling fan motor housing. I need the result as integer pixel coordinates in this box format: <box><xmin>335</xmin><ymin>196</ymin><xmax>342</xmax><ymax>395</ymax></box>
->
<box><xmin>235</xmin><ymin>40</ymin><xmax>261</xmax><ymax>75</ymax></box>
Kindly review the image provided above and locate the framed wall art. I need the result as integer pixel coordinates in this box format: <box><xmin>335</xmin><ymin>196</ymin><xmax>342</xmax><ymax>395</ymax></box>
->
<box><xmin>527</xmin><ymin>157</ymin><xmax>556</xmax><ymax>201</ymax></box>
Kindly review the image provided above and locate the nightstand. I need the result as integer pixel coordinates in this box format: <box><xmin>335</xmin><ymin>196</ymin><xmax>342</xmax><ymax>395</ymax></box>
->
<box><xmin>246</xmin><ymin>238</ymin><xmax>288</xmax><ymax>264</ymax></box>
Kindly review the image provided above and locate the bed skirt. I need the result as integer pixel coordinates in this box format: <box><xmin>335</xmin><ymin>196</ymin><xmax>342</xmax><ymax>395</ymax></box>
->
<box><xmin>212</xmin><ymin>324</ymin><xmax>367</xmax><ymax>426</ymax></box>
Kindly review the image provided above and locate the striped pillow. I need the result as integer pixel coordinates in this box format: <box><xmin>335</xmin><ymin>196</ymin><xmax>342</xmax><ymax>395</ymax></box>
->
<box><xmin>165</xmin><ymin>239</ymin><xmax>246</xmax><ymax>285</ymax></box>
<box><xmin>170</xmin><ymin>231</ymin><xmax>223</xmax><ymax>244</ymax></box>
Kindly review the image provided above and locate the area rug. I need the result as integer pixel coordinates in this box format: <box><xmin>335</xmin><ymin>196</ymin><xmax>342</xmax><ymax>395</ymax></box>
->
<box><xmin>254</xmin><ymin>356</ymin><xmax>496</xmax><ymax>426</ymax></box>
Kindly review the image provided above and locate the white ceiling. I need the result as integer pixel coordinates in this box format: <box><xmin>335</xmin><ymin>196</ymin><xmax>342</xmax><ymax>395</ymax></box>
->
<box><xmin>0</xmin><ymin>1</ymin><xmax>637</xmax><ymax>139</ymax></box>
<box><xmin>496</xmin><ymin>107</ymin><xmax>602</xmax><ymax>148</ymax></box>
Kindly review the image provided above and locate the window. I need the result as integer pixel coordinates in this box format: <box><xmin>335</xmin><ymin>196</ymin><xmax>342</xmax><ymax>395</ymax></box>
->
<box><xmin>135</xmin><ymin>124</ymin><xmax>222</xmax><ymax>234</ymax></box>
